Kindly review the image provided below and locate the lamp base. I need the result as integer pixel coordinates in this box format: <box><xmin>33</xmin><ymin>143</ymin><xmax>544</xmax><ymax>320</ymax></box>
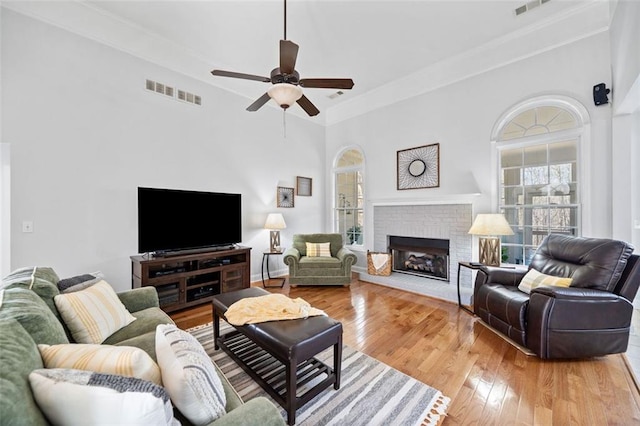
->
<box><xmin>479</xmin><ymin>237</ymin><xmax>501</xmax><ymax>267</ymax></box>
<box><xmin>269</xmin><ymin>231</ymin><xmax>281</xmax><ymax>252</ymax></box>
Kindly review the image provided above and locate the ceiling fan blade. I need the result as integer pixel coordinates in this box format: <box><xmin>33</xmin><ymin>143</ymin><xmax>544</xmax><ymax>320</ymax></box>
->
<box><xmin>297</xmin><ymin>95</ymin><xmax>320</xmax><ymax>117</ymax></box>
<box><xmin>280</xmin><ymin>40</ymin><xmax>299</xmax><ymax>75</ymax></box>
<box><xmin>246</xmin><ymin>93</ymin><xmax>271</xmax><ymax>112</ymax></box>
<box><xmin>299</xmin><ymin>78</ymin><xmax>354</xmax><ymax>90</ymax></box>
<box><xmin>211</xmin><ymin>69</ymin><xmax>271</xmax><ymax>83</ymax></box>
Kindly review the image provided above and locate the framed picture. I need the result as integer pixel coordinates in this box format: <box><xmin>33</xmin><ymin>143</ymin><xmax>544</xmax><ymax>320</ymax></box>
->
<box><xmin>397</xmin><ymin>143</ymin><xmax>440</xmax><ymax>190</ymax></box>
<box><xmin>296</xmin><ymin>176</ymin><xmax>312</xmax><ymax>196</ymax></box>
<box><xmin>277</xmin><ymin>186</ymin><xmax>295</xmax><ymax>208</ymax></box>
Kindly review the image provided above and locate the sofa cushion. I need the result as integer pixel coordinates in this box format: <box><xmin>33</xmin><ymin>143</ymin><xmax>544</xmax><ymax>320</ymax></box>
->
<box><xmin>29</xmin><ymin>369</ymin><xmax>178</xmax><ymax>426</ymax></box>
<box><xmin>518</xmin><ymin>269</ymin><xmax>572</xmax><ymax>294</ymax></box>
<box><xmin>0</xmin><ymin>318</ymin><xmax>48</xmax><ymax>426</ymax></box>
<box><xmin>104</xmin><ymin>306</ymin><xmax>174</xmax><ymax>345</ymax></box>
<box><xmin>298</xmin><ymin>256</ymin><xmax>343</xmax><ymax>268</ymax></box>
<box><xmin>54</xmin><ymin>280</ymin><xmax>137</xmax><ymax>344</ymax></box>
<box><xmin>529</xmin><ymin>234</ymin><xmax>634</xmax><ymax>291</ymax></box>
<box><xmin>156</xmin><ymin>324</ymin><xmax>226</xmax><ymax>425</ymax></box>
<box><xmin>38</xmin><ymin>343</ymin><xmax>162</xmax><ymax>385</ymax></box>
<box><xmin>2</xmin><ymin>266</ymin><xmax>62</xmax><ymax>320</ymax></box>
<box><xmin>0</xmin><ymin>288</ymin><xmax>69</xmax><ymax>345</ymax></box>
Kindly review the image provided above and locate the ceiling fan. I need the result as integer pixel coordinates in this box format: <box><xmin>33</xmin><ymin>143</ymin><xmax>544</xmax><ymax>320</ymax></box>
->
<box><xmin>210</xmin><ymin>0</ymin><xmax>354</xmax><ymax>117</ymax></box>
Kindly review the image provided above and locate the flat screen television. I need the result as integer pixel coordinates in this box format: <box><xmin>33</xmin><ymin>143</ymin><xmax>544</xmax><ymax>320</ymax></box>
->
<box><xmin>137</xmin><ymin>187</ymin><xmax>242</xmax><ymax>255</ymax></box>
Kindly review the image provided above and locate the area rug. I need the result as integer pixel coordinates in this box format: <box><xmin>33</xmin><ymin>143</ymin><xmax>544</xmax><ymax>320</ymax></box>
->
<box><xmin>188</xmin><ymin>322</ymin><xmax>450</xmax><ymax>426</ymax></box>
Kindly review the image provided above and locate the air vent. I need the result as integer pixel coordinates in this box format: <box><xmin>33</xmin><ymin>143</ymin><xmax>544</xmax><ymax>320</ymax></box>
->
<box><xmin>327</xmin><ymin>90</ymin><xmax>344</xmax><ymax>100</ymax></box>
<box><xmin>515</xmin><ymin>0</ymin><xmax>550</xmax><ymax>16</ymax></box>
<box><xmin>145</xmin><ymin>79</ymin><xmax>201</xmax><ymax>106</ymax></box>
<box><xmin>145</xmin><ymin>79</ymin><xmax>174</xmax><ymax>97</ymax></box>
<box><xmin>177</xmin><ymin>89</ymin><xmax>202</xmax><ymax>106</ymax></box>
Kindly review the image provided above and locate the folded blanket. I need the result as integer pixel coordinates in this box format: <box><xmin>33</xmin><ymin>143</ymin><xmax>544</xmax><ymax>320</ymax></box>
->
<box><xmin>224</xmin><ymin>293</ymin><xmax>326</xmax><ymax>326</ymax></box>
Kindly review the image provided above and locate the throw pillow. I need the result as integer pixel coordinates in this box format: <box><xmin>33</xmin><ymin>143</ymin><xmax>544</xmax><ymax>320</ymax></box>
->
<box><xmin>518</xmin><ymin>269</ymin><xmax>573</xmax><ymax>294</ymax></box>
<box><xmin>57</xmin><ymin>271</ymin><xmax>104</xmax><ymax>293</ymax></box>
<box><xmin>38</xmin><ymin>343</ymin><xmax>162</xmax><ymax>385</ymax></box>
<box><xmin>306</xmin><ymin>242</ymin><xmax>331</xmax><ymax>257</ymax></box>
<box><xmin>28</xmin><ymin>368</ymin><xmax>178</xmax><ymax>426</ymax></box>
<box><xmin>54</xmin><ymin>280</ymin><xmax>136</xmax><ymax>344</ymax></box>
<box><xmin>155</xmin><ymin>324</ymin><xmax>226</xmax><ymax>425</ymax></box>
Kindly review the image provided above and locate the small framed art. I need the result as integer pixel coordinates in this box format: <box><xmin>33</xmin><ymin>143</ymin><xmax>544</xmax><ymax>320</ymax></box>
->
<box><xmin>296</xmin><ymin>176</ymin><xmax>312</xmax><ymax>196</ymax></box>
<box><xmin>277</xmin><ymin>186</ymin><xmax>295</xmax><ymax>208</ymax></box>
<box><xmin>397</xmin><ymin>143</ymin><xmax>440</xmax><ymax>190</ymax></box>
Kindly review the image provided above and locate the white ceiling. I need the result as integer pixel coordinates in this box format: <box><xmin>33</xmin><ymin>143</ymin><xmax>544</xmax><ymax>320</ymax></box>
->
<box><xmin>2</xmin><ymin>0</ymin><xmax>611</xmax><ymax>124</ymax></box>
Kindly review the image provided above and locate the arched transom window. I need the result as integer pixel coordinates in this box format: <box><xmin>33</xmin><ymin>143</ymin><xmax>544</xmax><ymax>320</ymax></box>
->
<box><xmin>334</xmin><ymin>148</ymin><xmax>364</xmax><ymax>246</ymax></box>
<box><xmin>496</xmin><ymin>103</ymin><xmax>583</xmax><ymax>265</ymax></box>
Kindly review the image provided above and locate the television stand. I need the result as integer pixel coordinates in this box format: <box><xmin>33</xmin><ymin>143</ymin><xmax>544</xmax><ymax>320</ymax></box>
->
<box><xmin>131</xmin><ymin>246</ymin><xmax>251</xmax><ymax>313</ymax></box>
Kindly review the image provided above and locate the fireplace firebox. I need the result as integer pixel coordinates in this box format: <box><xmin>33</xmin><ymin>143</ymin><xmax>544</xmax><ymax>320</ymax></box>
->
<box><xmin>388</xmin><ymin>235</ymin><xmax>450</xmax><ymax>281</ymax></box>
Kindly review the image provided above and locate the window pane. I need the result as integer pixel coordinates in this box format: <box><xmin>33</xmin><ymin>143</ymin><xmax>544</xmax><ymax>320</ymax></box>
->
<box><xmin>335</xmin><ymin>150</ymin><xmax>364</xmax><ymax>246</ymax></box>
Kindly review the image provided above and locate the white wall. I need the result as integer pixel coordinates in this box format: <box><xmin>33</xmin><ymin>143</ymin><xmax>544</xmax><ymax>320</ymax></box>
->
<box><xmin>1</xmin><ymin>10</ymin><xmax>326</xmax><ymax>290</ymax></box>
<box><xmin>610</xmin><ymin>0</ymin><xmax>640</xmax><ymax>248</ymax></box>
<box><xmin>326</xmin><ymin>32</ymin><xmax>614</xmax><ymax>249</ymax></box>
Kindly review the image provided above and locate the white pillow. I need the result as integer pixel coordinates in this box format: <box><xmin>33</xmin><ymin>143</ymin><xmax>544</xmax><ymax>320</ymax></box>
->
<box><xmin>38</xmin><ymin>343</ymin><xmax>162</xmax><ymax>385</ymax></box>
<box><xmin>518</xmin><ymin>269</ymin><xmax>573</xmax><ymax>294</ymax></box>
<box><xmin>28</xmin><ymin>368</ymin><xmax>178</xmax><ymax>426</ymax></box>
<box><xmin>156</xmin><ymin>324</ymin><xmax>226</xmax><ymax>425</ymax></box>
<box><xmin>54</xmin><ymin>280</ymin><xmax>136</xmax><ymax>344</ymax></box>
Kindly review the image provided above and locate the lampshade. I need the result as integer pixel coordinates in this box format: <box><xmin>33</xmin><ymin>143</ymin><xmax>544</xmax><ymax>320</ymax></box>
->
<box><xmin>264</xmin><ymin>213</ymin><xmax>286</xmax><ymax>230</ymax></box>
<box><xmin>267</xmin><ymin>83</ymin><xmax>303</xmax><ymax>109</ymax></box>
<box><xmin>468</xmin><ymin>214</ymin><xmax>514</xmax><ymax>236</ymax></box>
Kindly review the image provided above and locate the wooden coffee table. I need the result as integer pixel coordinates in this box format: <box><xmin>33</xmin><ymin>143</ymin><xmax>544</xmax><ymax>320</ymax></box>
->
<box><xmin>212</xmin><ymin>287</ymin><xmax>342</xmax><ymax>425</ymax></box>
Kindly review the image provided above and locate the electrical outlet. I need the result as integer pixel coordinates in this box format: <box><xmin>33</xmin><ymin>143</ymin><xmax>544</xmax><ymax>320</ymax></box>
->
<box><xmin>22</xmin><ymin>221</ymin><xmax>33</xmax><ymax>233</ymax></box>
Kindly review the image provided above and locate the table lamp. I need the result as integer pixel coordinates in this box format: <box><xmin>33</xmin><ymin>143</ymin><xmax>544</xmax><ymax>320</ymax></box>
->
<box><xmin>264</xmin><ymin>213</ymin><xmax>286</xmax><ymax>252</ymax></box>
<box><xmin>468</xmin><ymin>213</ymin><xmax>514</xmax><ymax>266</ymax></box>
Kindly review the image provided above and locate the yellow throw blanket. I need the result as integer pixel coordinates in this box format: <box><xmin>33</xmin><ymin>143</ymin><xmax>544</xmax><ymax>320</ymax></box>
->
<box><xmin>224</xmin><ymin>293</ymin><xmax>326</xmax><ymax>326</ymax></box>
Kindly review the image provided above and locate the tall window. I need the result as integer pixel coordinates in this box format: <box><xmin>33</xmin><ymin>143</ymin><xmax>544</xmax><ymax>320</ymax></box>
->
<box><xmin>334</xmin><ymin>148</ymin><xmax>364</xmax><ymax>246</ymax></box>
<box><xmin>496</xmin><ymin>104</ymin><xmax>582</xmax><ymax>265</ymax></box>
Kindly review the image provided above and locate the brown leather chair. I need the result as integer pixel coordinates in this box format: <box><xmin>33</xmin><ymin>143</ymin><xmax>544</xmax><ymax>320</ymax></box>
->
<box><xmin>473</xmin><ymin>234</ymin><xmax>640</xmax><ymax>359</ymax></box>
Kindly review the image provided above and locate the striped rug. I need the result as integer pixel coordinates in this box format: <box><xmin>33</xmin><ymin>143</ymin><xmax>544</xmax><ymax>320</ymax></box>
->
<box><xmin>188</xmin><ymin>322</ymin><xmax>450</xmax><ymax>426</ymax></box>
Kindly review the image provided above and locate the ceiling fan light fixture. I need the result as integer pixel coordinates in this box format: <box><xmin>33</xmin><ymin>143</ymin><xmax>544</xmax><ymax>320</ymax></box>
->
<box><xmin>267</xmin><ymin>83</ymin><xmax>303</xmax><ymax>109</ymax></box>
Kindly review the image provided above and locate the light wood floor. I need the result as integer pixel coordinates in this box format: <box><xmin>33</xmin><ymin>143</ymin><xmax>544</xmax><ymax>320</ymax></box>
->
<box><xmin>171</xmin><ymin>277</ymin><xmax>640</xmax><ymax>425</ymax></box>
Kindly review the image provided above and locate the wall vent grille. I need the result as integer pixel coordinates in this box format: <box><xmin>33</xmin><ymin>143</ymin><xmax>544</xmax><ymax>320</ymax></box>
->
<box><xmin>145</xmin><ymin>79</ymin><xmax>201</xmax><ymax>106</ymax></box>
<box><xmin>328</xmin><ymin>90</ymin><xmax>344</xmax><ymax>100</ymax></box>
<box><xmin>515</xmin><ymin>0</ymin><xmax>550</xmax><ymax>16</ymax></box>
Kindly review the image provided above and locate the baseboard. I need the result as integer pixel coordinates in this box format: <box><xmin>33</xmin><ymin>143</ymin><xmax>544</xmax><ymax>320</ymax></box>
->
<box><xmin>476</xmin><ymin>319</ymin><xmax>536</xmax><ymax>357</ymax></box>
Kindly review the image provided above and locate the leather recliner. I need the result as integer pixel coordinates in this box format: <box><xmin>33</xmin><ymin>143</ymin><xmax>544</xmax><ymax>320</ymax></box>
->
<box><xmin>473</xmin><ymin>233</ymin><xmax>640</xmax><ymax>359</ymax></box>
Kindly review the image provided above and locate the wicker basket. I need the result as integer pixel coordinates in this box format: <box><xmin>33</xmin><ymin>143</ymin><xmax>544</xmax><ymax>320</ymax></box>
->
<box><xmin>367</xmin><ymin>251</ymin><xmax>392</xmax><ymax>276</ymax></box>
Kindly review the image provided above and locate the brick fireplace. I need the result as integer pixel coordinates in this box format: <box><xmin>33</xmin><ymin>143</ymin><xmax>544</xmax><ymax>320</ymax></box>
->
<box><xmin>362</xmin><ymin>202</ymin><xmax>474</xmax><ymax>303</ymax></box>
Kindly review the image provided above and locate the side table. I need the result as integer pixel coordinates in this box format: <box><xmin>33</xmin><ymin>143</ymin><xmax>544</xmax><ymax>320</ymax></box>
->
<box><xmin>457</xmin><ymin>261</ymin><xmax>483</xmax><ymax>315</ymax></box>
<box><xmin>262</xmin><ymin>251</ymin><xmax>286</xmax><ymax>288</ymax></box>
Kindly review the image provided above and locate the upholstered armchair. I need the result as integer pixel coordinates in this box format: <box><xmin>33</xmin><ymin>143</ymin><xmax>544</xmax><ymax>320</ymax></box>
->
<box><xmin>473</xmin><ymin>233</ymin><xmax>640</xmax><ymax>359</ymax></box>
<box><xmin>283</xmin><ymin>233</ymin><xmax>357</xmax><ymax>286</ymax></box>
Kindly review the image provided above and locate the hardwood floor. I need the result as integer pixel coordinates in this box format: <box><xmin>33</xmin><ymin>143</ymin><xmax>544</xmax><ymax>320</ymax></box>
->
<box><xmin>171</xmin><ymin>277</ymin><xmax>640</xmax><ymax>425</ymax></box>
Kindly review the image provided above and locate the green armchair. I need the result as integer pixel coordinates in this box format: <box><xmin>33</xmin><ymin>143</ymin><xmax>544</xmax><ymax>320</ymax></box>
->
<box><xmin>283</xmin><ymin>233</ymin><xmax>357</xmax><ymax>286</ymax></box>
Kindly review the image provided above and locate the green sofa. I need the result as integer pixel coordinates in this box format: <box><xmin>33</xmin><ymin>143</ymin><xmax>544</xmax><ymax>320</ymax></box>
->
<box><xmin>0</xmin><ymin>266</ymin><xmax>285</xmax><ymax>426</ymax></box>
<box><xmin>283</xmin><ymin>233</ymin><xmax>357</xmax><ymax>286</ymax></box>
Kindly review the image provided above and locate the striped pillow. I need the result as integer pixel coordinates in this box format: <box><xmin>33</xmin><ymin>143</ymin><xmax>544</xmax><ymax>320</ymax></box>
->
<box><xmin>155</xmin><ymin>324</ymin><xmax>226</xmax><ymax>424</ymax></box>
<box><xmin>29</xmin><ymin>369</ymin><xmax>177</xmax><ymax>426</ymax></box>
<box><xmin>306</xmin><ymin>242</ymin><xmax>332</xmax><ymax>257</ymax></box>
<box><xmin>54</xmin><ymin>280</ymin><xmax>136</xmax><ymax>344</ymax></box>
<box><xmin>38</xmin><ymin>344</ymin><xmax>162</xmax><ymax>385</ymax></box>
<box><xmin>518</xmin><ymin>269</ymin><xmax>573</xmax><ymax>294</ymax></box>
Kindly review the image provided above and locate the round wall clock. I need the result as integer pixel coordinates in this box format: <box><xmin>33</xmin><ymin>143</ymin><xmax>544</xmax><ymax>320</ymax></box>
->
<box><xmin>277</xmin><ymin>186</ymin><xmax>295</xmax><ymax>208</ymax></box>
<box><xmin>397</xmin><ymin>143</ymin><xmax>440</xmax><ymax>190</ymax></box>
